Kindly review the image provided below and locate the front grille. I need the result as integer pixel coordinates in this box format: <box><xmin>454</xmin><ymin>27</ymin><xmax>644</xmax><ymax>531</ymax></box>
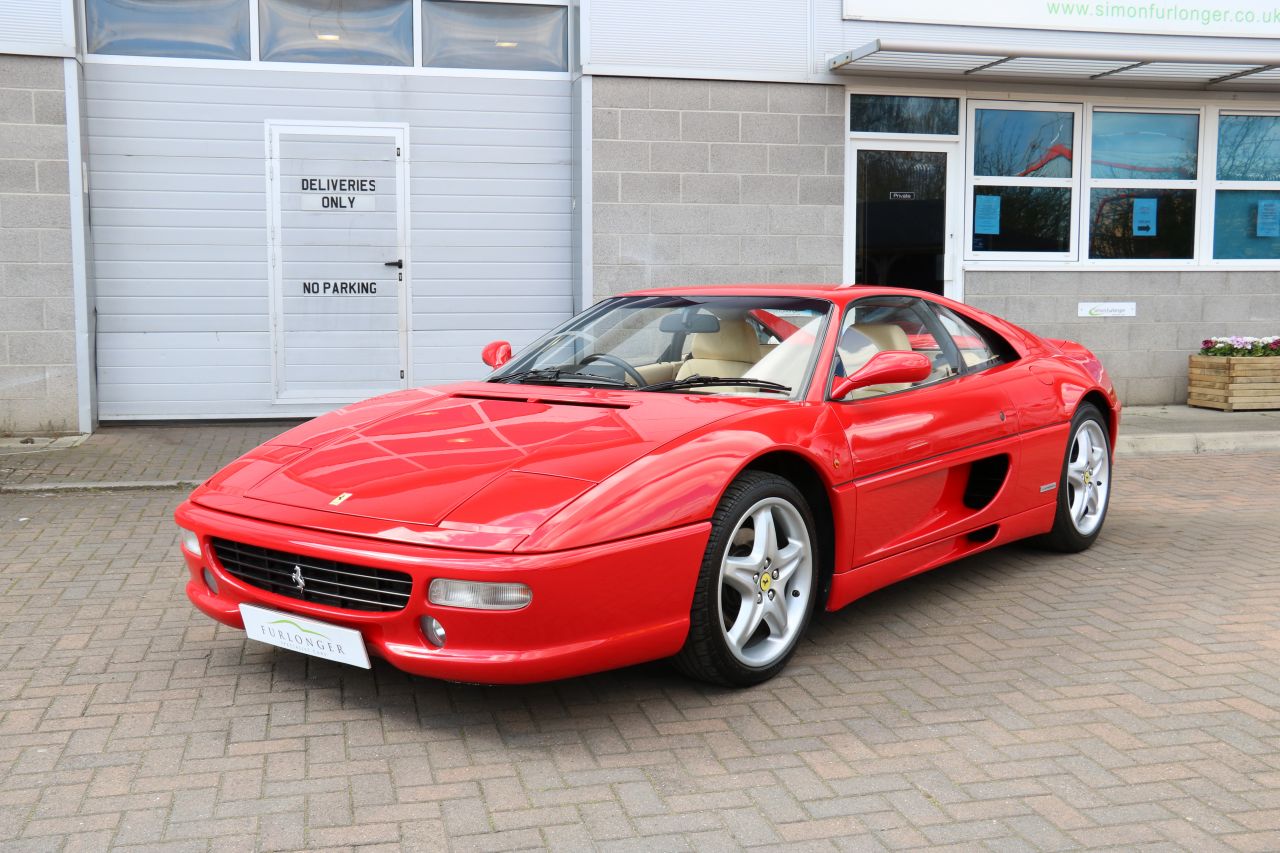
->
<box><xmin>211</xmin><ymin>538</ymin><xmax>413</xmax><ymax>613</ymax></box>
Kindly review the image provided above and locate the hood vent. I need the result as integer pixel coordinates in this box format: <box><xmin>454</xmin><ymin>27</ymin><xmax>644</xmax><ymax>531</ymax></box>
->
<box><xmin>452</xmin><ymin>392</ymin><xmax>631</xmax><ymax>410</ymax></box>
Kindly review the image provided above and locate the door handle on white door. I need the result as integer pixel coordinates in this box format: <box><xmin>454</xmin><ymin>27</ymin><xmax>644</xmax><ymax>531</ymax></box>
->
<box><xmin>384</xmin><ymin>259</ymin><xmax>403</xmax><ymax>268</ymax></box>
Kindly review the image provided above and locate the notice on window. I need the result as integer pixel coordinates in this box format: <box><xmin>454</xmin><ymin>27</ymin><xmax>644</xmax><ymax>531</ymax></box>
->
<box><xmin>1258</xmin><ymin>200</ymin><xmax>1280</xmax><ymax>238</ymax></box>
<box><xmin>974</xmin><ymin>195</ymin><xmax>1001</xmax><ymax>235</ymax></box>
<box><xmin>1132</xmin><ymin>198</ymin><xmax>1157</xmax><ymax>237</ymax></box>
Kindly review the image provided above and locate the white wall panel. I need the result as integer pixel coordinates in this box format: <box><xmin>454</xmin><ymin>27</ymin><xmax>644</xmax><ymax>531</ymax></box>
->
<box><xmin>585</xmin><ymin>0</ymin><xmax>1280</xmax><ymax>83</ymax></box>
<box><xmin>0</xmin><ymin>0</ymin><xmax>74</xmax><ymax>57</ymax></box>
<box><xmin>585</xmin><ymin>0</ymin><xmax>810</xmax><ymax>78</ymax></box>
<box><xmin>85</xmin><ymin>62</ymin><xmax>573</xmax><ymax>419</ymax></box>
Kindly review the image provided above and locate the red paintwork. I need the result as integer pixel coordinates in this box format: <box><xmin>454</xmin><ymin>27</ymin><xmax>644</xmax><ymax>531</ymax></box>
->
<box><xmin>749</xmin><ymin>308</ymin><xmax>801</xmax><ymax>339</ymax></box>
<box><xmin>175</xmin><ymin>285</ymin><xmax>1119</xmax><ymax>684</ymax></box>
<box><xmin>831</xmin><ymin>350</ymin><xmax>932</xmax><ymax>399</ymax></box>
<box><xmin>481</xmin><ymin>340</ymin><xmax>512</xmax><ymax>368</ymax></box>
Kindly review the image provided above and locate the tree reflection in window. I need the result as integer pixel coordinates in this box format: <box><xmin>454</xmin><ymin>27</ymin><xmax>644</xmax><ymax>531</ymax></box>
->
<box><xmin>973</xmin><ymin>110</ymin><xmax>1074</xmax><ymax>178</ymax></box>
<box><xmin>1091</xmin><ymin>112</ymin><xmax>1199</xmax><ymax>180</ymax></box>
<box><xmin>850</xmin><ymin>95</ymin><xmax>959</xmax><ymax>135</ymax></box>
<box><xmin>1089</xmin><ymin>189</ymin><xmax>1196</xmax><ymax>259</ymax></box>
<box><xmin>1218</xmin><ymin>115</ymin><xmax>1280</xmax><ymax>182</ymax></box>
<box><xmin>971</xmin><ymin>187</ymin><xmax>1071</xmax><ymax>253</ymax></box>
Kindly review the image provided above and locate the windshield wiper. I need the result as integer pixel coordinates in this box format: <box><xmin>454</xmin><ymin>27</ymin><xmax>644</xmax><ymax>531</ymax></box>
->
<box><xmin>490</xmin><ymin>368</ymin><xmax>628</xmax><ymax>388</ymax></box>
<box><xmin>644</xmin><ymin>374</ymin><xmax>791</xmax><ymax>394</ymax></box>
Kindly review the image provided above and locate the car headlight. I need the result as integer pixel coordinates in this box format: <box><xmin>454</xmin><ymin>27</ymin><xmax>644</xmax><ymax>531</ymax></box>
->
<box><xmin>428</xmin><ymin>578</ymin><xmax>531</xmax><ymax>611</ymax></box>
<box><xmin>178</xmin><ymin>526</ymin><xmax>201</xmax><ymax>557</ymax></box>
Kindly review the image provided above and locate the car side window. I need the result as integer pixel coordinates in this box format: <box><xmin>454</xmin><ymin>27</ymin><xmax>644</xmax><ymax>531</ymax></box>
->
<box><xmin>929</xmin><ymin>305</ymin><xmax>1012</xmax><ymax>373</ymax></box>
<box><xmin>835</xmin><ymin>296</ymin><xmax>961</xmax><ymax>397</ymax></box>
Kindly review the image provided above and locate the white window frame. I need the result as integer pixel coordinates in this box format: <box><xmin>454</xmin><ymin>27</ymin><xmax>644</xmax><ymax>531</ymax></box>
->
<box><xmin>78</xmin><ymin>0</ymin><xmax>573</xmax><ymax>80</ymax></box>
<box><xmin>843</xmin><ymin>89</ymin><xmax>966</xmax><ymax>301</ymax></box>
<box><xmin>1082</xmin><ymin>105</ymin><xmax>1204</xmax><ymax>264</ymax></box>
<box><xmin>843</xmin><ymin>137</ymin><xmax>964</xmax><ymax>301</ymax></box>
<box><xmin>1204</xmin><ymin>107</ymin><xmax>1280</xmax><ymax>265</ymax></box>
<box><xmin>964</xmin><ymin>99</ymin><xmax>1083</xmax><ymax>263</ymax></box>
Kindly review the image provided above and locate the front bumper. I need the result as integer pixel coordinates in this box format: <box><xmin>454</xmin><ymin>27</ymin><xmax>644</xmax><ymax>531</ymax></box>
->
<box><xmin>175</xmin><ymin>500</ymin><xmax>709</xmax><ymax>684</ymax></box>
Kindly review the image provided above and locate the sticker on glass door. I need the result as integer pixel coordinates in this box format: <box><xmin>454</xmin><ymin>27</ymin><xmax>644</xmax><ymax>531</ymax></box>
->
<box><xmin>268</xmin><ymin>124</ymin><xmax>409</xmax><ymax>403</ymax></box>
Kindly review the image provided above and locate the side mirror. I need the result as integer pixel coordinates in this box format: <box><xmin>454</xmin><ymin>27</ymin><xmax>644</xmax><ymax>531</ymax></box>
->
<box><xmin>481</xmin><ymin>340</ymin><xmax>512</xmax><ymax>369</ymax></box>
<box><xmin>830</xmin><ymin>351</ymin><xmax>932</xmax><ymax>400</ymax></box>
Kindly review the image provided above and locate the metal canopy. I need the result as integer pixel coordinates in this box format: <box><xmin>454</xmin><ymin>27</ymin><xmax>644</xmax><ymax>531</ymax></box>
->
<box><xmin>829</xmin><ymin>39</ymin><xmax>1280</xmax><ymax>90</ymax></box>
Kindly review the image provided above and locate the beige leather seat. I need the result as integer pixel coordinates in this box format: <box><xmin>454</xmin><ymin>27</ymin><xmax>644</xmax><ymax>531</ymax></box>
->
<box><xmin>676</xmin><ymin>319</ymin><xmax>762</xmax><ymax>380</ymax></box>
<box><xmin>838</xmin><ymin>322</ymin><xmax>913</xmax><ymax>396</ymax></box>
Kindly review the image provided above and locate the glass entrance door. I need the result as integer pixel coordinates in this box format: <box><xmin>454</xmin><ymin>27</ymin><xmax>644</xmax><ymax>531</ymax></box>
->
<box><xmin>851</xmin><ymin>144</ymin><xmax>958</xmax><ymax>297</ymax></box>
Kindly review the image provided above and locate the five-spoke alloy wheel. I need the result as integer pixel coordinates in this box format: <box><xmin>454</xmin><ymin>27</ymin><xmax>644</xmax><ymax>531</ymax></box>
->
<box><xmin>675</xmin><ymin>472</ymin><xmax>817</xmax><ymax>686</ymax></box>
<box><xmin>1039</xmin><ymin>403</ymin><xmax>1112</xmax><ymax>552</ymax></box>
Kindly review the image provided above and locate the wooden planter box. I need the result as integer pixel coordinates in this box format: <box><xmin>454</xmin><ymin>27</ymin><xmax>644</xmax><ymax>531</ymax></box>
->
<box><xmin>1188</xmin><ymin>355</ymin><xmax>1280</xmax><ymax>412</ymax></box>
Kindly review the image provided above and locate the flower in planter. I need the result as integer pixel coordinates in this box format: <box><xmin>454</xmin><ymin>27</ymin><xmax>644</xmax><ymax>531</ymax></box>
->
<box><xmin>1199</xmin><ymin>336</ymin><xmax>1280</xmax><ymax>357</ymax></box>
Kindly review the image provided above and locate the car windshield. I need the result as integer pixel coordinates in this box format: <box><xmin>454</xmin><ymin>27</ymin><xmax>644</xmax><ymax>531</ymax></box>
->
<box><xmin>489</xmin><ymin>294</ymin><xmax>833</xmax><ymax>399</ymax></box>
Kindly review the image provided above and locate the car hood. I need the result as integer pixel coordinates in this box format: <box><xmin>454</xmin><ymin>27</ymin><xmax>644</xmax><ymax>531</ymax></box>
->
<box><xmin>234</xmin><ymin>383</ymin><xmax>770</xmax><ymax>528</ymax></box>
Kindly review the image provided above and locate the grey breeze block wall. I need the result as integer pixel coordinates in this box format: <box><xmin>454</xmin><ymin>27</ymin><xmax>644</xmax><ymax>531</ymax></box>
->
<box><xmin>592</xmin><ymin>77</ymin><xmax>845</xmax><ymax>300</ymax></box>
<box><xmin>0</xmin><ymin>54</ymin><xmax>75</xmax><ymax>434</ymax></box>
<box><xmin>967</xmin><ymin>271</ymin><xmax>1280</xmax><ymax>406</ymax></box>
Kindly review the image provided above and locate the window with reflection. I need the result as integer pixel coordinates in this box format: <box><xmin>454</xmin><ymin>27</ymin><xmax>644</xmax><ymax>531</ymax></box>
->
<box><xmin>259</xmin><ymin>0</ymin><xmax>413</xmax><ymax>66</ymax></box>
<box><xmin>1214</xmin><ymin>115</ymin><xmax>1280</xmax><ymax>260</ymax></box>
<box><xmin>86</xmin><ymin>0</ymin><xmax>251</xmax><ymax>59</ymax></box>
<box><xmin>968</xmin><ymin>102</ymin><xmax>1079</xmax><ymax>257</ymax></box>
<box><xmin>1089</xmin><ymin>188</ymin><xmax>1196</xmax><ymax>259</ymax></box>
<box><xmin>971</xmin><ymin>187</ymin><xmax>1072</xmax><ymax>253</ymax></box>
<box><xmin>1218</xmin><ymin>115</ymin><xmax>1280</xmax><ymax>182</ymax></box>
<box><xmin>1214</xmin><ymin>191</ymin><xmax>1280</xmax><ymax>259</ymax></box>
<box><xmin>1091</xmin><ymin>112</ymin><xmax>1199</xmax><ymax>180</ymax></box>
<box><xmin>850</xmin><ymin>95</ymin><xmax>958</xmax><ymax>136</ymax></box>
<box><xmin>423</xmin><ymin>1</ymin><xmax>568</xmax><ymax>72</ymax></box>
<box><xmin>1086</xmin><ymin>110</ymin><xmax>1200</xmax><ymax>260</ymax></box>
<box><xmin>973</xmin><ymin>109</ymin><xmax>1074</xmax><ymax>178</ymax></box>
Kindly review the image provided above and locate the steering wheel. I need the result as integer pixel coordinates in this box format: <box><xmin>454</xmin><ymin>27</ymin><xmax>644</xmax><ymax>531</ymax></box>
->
<box><xmin>580</xmin><ymin>353</ymin><xmax>648</xmax><ymax>387</ymax></box>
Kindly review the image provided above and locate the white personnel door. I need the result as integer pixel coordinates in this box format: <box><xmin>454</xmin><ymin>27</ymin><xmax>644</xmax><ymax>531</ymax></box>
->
<box><xmin>267</xmin><ymin>123</ymin><xmax>410</xmax><ymax>404</ymax></box>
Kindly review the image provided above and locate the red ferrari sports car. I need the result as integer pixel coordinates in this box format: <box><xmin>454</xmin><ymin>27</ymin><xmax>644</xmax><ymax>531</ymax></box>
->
<box><xmin>176</xmin><ymin>286</ymin><xmax>1118</xmax><ymax>686</ymax></box>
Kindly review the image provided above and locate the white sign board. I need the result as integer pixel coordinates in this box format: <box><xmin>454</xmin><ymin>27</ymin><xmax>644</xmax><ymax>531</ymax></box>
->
<box><xmin>843</xmin><ymin>1</ymin><xmax>1280</xmax><ymax>39</ymax></box>
<box><xmin>240</xmin><ymin>604</ymin><xmax>371</xmax><ymax>668</ymax></box>
<box><xmin>1078</xmin><ymin>302</ymin><xmax>1137</xmax><ymax>318</ymax></box>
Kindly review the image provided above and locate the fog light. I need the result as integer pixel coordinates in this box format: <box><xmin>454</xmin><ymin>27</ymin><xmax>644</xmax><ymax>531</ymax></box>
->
<box><xmin>428</xmin><ymin>578</ymin><xmax>531</xmax><ymax>611</ymax></box>
<box><xmin>202</xmin><ymin>568</ymin><xmax>219</xmax><ymax>595</ymax></box>
<box><xmin>178</xmin><ymin>526</ymin><xmax>201</xmax><ymax>557</ymax></box>
<box><xmin>421</xmin><ymin>616</ymin><xmax>446</xmax><ymax>647</ymax></box>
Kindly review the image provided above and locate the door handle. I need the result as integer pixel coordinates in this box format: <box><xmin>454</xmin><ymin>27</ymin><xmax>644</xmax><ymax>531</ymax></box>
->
<box><xmin>384</xmin><ymin>259</ymin><xmax>403</xmax><ymax>268</ymax></box>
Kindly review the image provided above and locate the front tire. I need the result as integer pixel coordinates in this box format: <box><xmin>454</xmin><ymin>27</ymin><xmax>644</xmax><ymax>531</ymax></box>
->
<box><xmin>674</xmin><ymin>472</ymin><xmax>817</xmax><ymax>687</ymax></box>
<box><xmin>1038</xmin><ymin>403</ymin><xmax>1112</xmax><ymax>553</ymax></box>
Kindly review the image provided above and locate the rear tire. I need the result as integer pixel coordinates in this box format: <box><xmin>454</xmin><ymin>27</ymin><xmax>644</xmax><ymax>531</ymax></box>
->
<box><xmin>673</xmin><ymin>471</ymin><xmax>817</xmax><ymax>687</ymax></box>
<box><xmin>1036</xmin><ymin>403</ymin><xmax>1112</xmax><ymax>553</ymax></box>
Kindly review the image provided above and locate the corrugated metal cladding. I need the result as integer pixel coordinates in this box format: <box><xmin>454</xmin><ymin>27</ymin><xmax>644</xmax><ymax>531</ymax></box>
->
<box><xmin>85</xmin><ymin>63</ymin><xmax>573</xmax><ymax>419</ymax></box>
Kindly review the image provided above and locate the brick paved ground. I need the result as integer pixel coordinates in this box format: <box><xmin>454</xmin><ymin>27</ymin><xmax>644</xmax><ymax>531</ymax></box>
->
<box><xmin>0</xmin><ymin>422</ymin><xmax>304</xmax><ymax>488</ymax></box>
<box><xmin>1</xmin><ymin>452</ymin><xmax>1278</xmax><ymax>851</ymax></box>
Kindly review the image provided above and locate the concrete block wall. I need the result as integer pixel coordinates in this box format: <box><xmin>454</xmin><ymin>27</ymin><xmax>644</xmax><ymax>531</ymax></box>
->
<box><xmin>0</xmin><ymin>54</ymin><xmax>75</xmax><ymax>434</ymax></box>
<box><xmin>967</xmin><ymin>271</ymin><xmax>1280</xmax><ymax>406</ymax></box>
<box><xmin>592</xmin><ymin>77</ymin><xmax>845</xmax><ymax>300</ymax></box>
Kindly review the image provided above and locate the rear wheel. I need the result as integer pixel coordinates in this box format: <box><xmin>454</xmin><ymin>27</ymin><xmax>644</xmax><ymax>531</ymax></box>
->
<box><xmin>674</xmin><ymin>472</ymin><xmax>817</xmax><ymax>686</ymax></box>
<box><xmin>1038</xmin><ymin>403</ymin><xmax>1112</xmax><ymax>552</ymax></box>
